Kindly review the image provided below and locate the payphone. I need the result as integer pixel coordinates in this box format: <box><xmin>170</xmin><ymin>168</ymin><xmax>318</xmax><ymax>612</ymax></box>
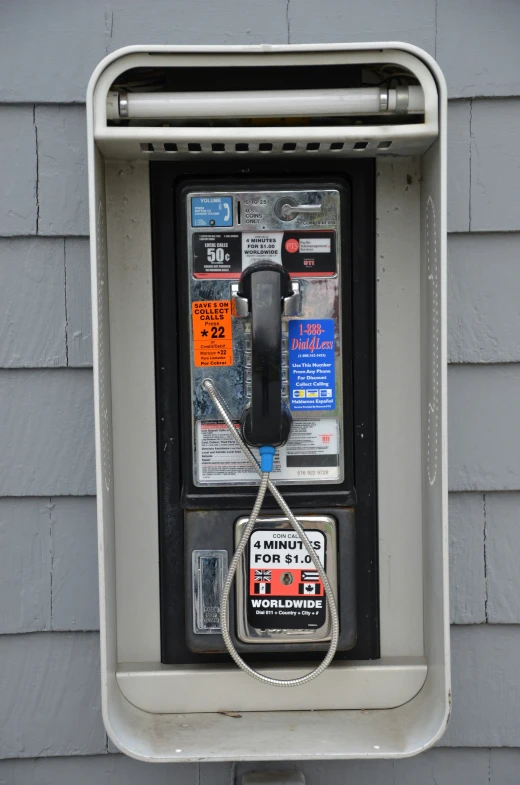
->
<box><xmin>152</xmin><ymin>167</ymin><xmax>378</xmax><ymax>678</ymax></box>
<box><xmin>88</xmin><ymin>42</ymin><xmax>449</xmax><ymax>761</ymax></box>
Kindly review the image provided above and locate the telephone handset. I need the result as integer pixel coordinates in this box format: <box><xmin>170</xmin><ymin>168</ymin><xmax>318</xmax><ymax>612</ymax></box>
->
<box><xmin>238</xmin><ymin>262</ymin><xmax>293</xmax><ymax>450</ymax></box>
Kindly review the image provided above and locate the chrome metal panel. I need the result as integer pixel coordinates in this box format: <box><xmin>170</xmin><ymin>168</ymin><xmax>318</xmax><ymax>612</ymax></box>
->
<box><xmin>185</xmin><ymin>186</ymin><xmax>344</xmax><ymax>487</ymax></box>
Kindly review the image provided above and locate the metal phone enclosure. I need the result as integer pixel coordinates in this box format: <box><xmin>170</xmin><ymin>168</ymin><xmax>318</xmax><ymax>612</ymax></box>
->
<box><xmin>89</xmin><ymin>42</ymin><xmax>449</xmax><ymax>762</ymax></box>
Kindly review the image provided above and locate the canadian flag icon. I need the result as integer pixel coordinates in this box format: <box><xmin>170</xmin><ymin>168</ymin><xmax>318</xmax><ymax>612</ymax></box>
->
<box><xmin>298</xmin><ymin>583</ymin><xmax>321</xmax><ymax>595</ymax></box>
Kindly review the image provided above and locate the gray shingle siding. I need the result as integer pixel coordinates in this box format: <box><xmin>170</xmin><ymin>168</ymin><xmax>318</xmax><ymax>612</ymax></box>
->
<box><xmin>0</xmin><ymin>1</ymin><xmax>518</xmax><ymax>781</ymax></box>
<box><xmin>0</xmin><ymin>370</ymin><xmax>95</xmax><ymax>495</ymax></box>
<box><xmin>0</xmin><ymin>107</ymin><xmax>37</xmax><ymax>235</ymax></box>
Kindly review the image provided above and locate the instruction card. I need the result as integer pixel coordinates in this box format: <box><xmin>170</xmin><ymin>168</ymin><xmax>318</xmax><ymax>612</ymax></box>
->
<box><xmin>196</xmin><ymin>418</ymin><xmax>340</xmax><ymax>484</ymax></box>
<box><xmin>288</xmin><ymin>319</ymin><xmax>336</xmax><ymax>411</ymax></box>
<box><xmin>192</xmin><ymin>231</ymin><xmax>336</xmax><ymax>278</ymax></box>
<box><xmin>191</xmin><ymin>196</ymin><xmax>233</xmax><ymax>227</ymax></box>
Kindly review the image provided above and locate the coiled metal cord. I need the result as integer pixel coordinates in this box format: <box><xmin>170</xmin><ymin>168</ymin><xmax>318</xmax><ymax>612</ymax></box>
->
<box><xmin>203</xmin><ymin>378</ymin><xmax>339</xmax><ymax>687</ymax></box>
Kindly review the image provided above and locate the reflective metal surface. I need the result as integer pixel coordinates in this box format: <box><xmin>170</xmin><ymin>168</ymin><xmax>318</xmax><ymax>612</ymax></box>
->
<box><xmin>185</xmin><ymin>187</ymin><xmax>344</xmax><ymax>486</ymax></box>
<box><xmin>192</xmin><ymin>549</ymin><xmax>228</xmax><ymax>634</ymax></box>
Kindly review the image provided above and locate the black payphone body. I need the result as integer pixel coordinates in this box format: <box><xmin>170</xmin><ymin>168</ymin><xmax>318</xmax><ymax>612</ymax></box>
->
<box><xmin>151</xmin><ymin>159</ymin><xmax>378</xmax><ymax>672</ymax></box>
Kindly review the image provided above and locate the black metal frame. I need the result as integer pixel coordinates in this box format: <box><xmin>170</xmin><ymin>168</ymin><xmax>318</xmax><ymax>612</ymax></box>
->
<box><xmin>150</xmin><ymin>157</ymin><xmax>379</xmax><ymax>664</ymax></box>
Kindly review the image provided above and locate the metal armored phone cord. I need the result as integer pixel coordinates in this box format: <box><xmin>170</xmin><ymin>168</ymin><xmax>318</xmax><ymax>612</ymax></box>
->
<box><xmin>202</xmin><ymin>379</ymin><xmax>340</xmax><ymax>687</ymax></box>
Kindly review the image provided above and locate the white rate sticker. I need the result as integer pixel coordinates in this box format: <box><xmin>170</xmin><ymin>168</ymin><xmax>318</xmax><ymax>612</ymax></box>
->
<box><xmin>298</xmin><ymin>237</ymin><xmax>331</xmax><ymax>253</ymax></box>
<box><xmin>249</xmin><ymin>529</ymin><xmax>326</xmax><ymax>568</ymax></box>
<box><xmin>196</xmin><ymin>418</ymin><xmax>341</xmax><ymax>484</ymax></box>
<box><xmin>242</xmin><ymin>233</ymin><xmax>283</xmax><ymax>266</ymax></box>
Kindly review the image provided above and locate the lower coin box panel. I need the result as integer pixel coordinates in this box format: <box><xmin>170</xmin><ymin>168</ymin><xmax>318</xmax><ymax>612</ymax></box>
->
<box><xmin>184</xmin><ymin>507</ymin><xmax>356</xmax><ymax>657</ymax></box>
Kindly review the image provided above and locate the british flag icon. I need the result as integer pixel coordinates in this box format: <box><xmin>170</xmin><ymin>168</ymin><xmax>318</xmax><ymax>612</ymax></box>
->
<box><xmin>254</xmin><ymin>570</ymin><xmax>271</xmax><ymax>581</ymax></box>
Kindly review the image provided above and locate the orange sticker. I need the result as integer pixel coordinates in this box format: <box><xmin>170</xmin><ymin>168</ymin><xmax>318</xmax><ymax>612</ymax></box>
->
<box><xmin>192</xmin><ymin>300</ymin><xmax>233</xmax><ymax>367</ymax></box>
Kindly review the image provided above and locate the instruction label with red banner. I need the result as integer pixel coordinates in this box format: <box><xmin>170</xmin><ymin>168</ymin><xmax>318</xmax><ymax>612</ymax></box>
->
<box><xmin>192</xmin><ymin>231</ymin><xmax>336</xmax><ymax>278</ymax></box>
<box><xmin>247</xmin><ymin>529</ymin><xmax>326</xmax><ymax>630</ymax></box>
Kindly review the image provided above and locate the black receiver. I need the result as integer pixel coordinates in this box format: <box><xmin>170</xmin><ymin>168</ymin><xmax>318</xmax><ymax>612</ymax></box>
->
<box><xmin>238</xmin><ymin>262</ymin><xmax>293</xmax><ymax>448</ymax></box>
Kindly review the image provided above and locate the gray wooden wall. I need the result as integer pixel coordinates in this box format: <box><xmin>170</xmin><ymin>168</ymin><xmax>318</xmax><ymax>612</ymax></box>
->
<box><xmin>1</xmin><ymin>1</ymin><xmax>519</xmax><ymax>782</ymax></box>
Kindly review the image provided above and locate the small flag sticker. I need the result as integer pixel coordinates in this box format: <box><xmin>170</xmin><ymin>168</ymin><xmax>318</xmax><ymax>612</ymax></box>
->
<box><xmin>254</xmin><ymin>570</ymin><xmax>272</xmax><ymax>582</ymax></box>
<box><xmin>301</xmin><ymin>571</ymin><xmax>319</xmax><ymax>581</ymax></box>
<box><xmin>254</xmin><ymin>583</ymin><xmax>271</xmax><ymax>595</ymax></box>
<box><xmin>299</xmin><ymin>583</ymin><xmax>321</xmax><ymax>595</ymax></box>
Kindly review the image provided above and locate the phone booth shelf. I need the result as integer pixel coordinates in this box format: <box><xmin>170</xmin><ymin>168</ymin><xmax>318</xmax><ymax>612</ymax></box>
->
<box><xmin>87</xmin><ymin>43</ymin><xmax>449</xmax><ymax>762</ymax></box>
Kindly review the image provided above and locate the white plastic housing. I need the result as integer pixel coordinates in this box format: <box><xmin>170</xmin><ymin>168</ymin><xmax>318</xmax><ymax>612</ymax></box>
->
<box><xmin>87</xmin><ymin>43</ymin><xmax>449</xmax><ymax>763</ymax></box>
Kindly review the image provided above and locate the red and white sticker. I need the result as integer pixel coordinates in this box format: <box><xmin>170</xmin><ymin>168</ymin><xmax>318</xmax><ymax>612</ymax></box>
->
<box><xmin>285</xmin><ymin>238</ymin><xmax>299</xmax><ymax>253</ymax></box>
<box><xmin>249</xmin><ymin>529</ymin><xmax>325</xmax><ymax>596</ymax></box>
<box><xmin>247</xmin><ymin>529</ymin><xmax>326</xmax><ymax>630</ymax></box>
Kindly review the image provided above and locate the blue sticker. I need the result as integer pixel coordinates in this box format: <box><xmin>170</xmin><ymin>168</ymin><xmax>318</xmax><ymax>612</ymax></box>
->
<box><xmin>288</xmin><ymin>320</ymin><xmax>336</xmax><ymax>411</ymax></box>
<box><xmin>191</xmin><ymin>196</ymin><xmax>233</xmax><ymax>227</ymax></box>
